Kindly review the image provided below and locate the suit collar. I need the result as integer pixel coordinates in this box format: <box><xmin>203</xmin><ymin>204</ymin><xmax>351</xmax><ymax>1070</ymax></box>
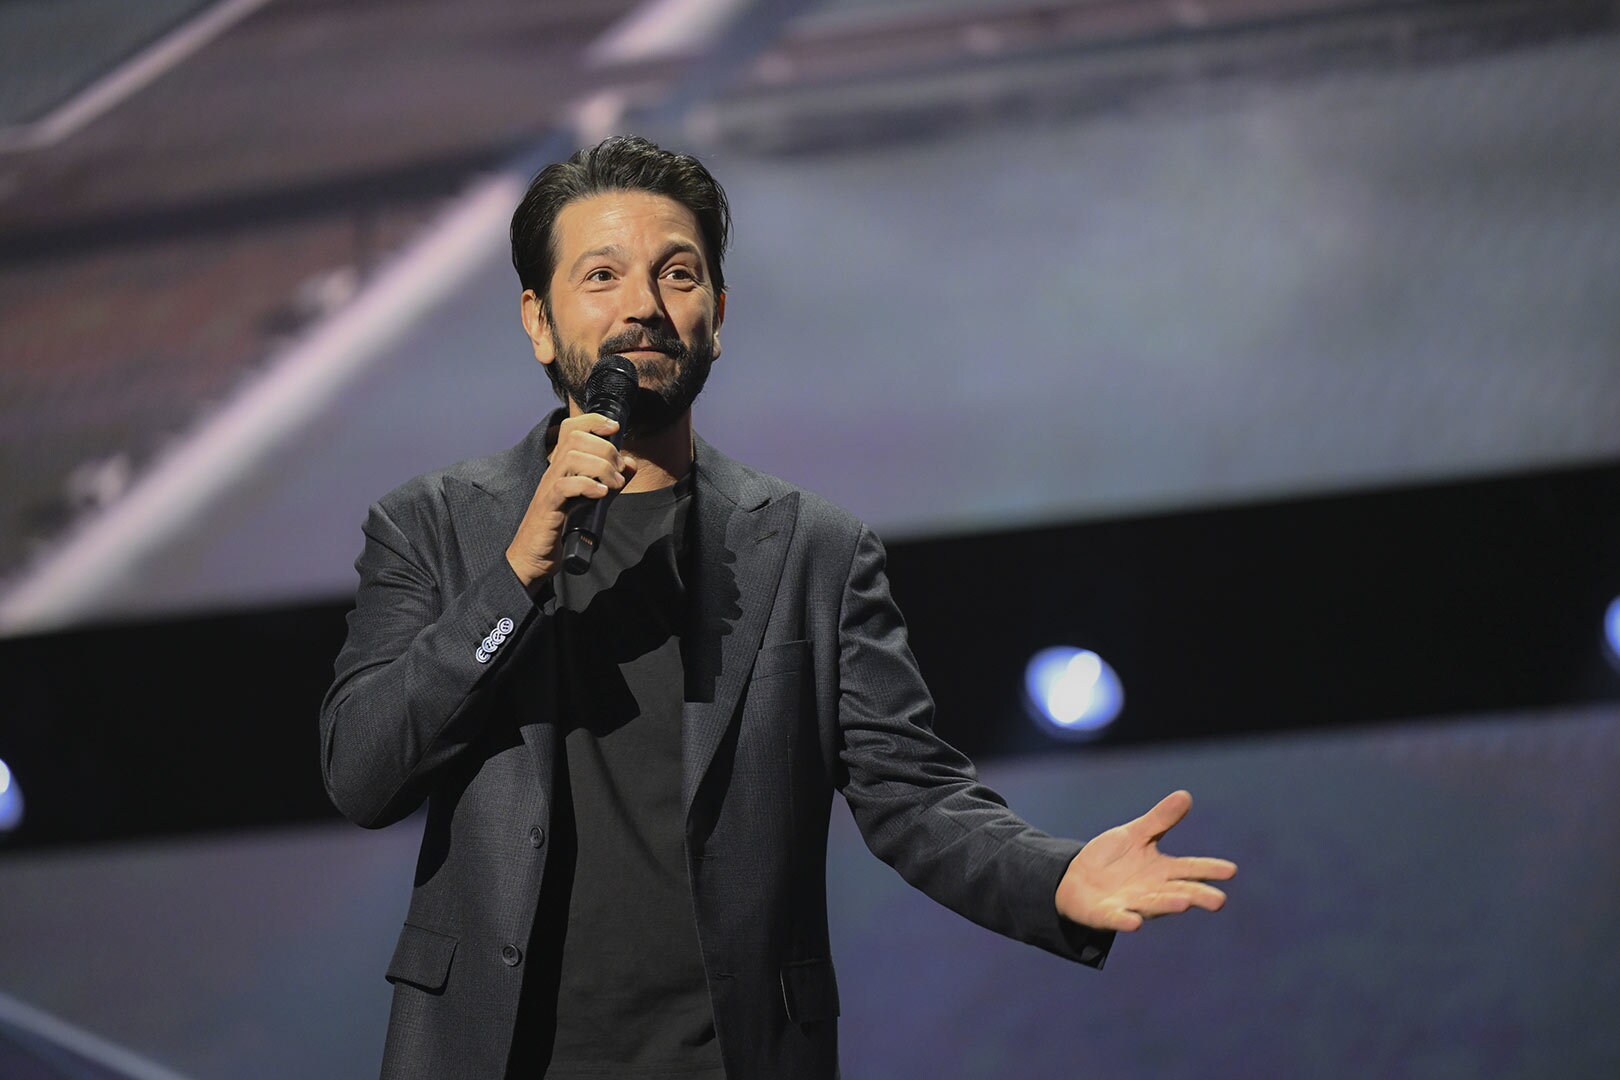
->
<box><xmin>454</xmin><ymin>409</ymin><xmax>798</xmax><ymax>818</ymax></box>
<box><xmin>454</xmin><ymin>412</ymin><xmax>556</xmax><ymax>516</ymax></box>
<box><xmin>681</xmin><ymin>461</ymin><xmax>798</xmax><ymax>816</ymax></box>
<box><xmin>462</xmin><ymin>408</ymin><xmax>773</xmax><ymax>517</ymax></box>
<box><xmin>691</xmin><ymin>431</ymin><xmax>774</xmax><ymax>513</ymax></box>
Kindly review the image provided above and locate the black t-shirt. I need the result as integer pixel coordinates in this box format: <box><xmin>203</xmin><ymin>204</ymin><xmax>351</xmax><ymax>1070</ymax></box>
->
<box><xmin>511</xmin><ymin>470</ymin><xmax>724</xmax><ymax>1079</ymax></box>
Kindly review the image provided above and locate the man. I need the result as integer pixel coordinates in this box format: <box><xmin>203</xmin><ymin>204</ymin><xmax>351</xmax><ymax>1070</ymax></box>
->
<box><xmin>320</xmin><ymin>135</ymin><xmax>1236</xmax><ymax>1080</ymax></box>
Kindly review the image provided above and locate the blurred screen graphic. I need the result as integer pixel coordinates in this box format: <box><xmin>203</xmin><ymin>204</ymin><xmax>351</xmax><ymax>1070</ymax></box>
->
<box><xmin>0</xmin><ymin>1</ymin><xmax>1615</xmax><ymax>632</ymax></box>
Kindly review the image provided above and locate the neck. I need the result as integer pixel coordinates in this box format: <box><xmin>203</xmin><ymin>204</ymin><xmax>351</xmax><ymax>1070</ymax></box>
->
<box><xmin>567</xmin><ymin>401</ymin><xmax>693</xmax><ymax>492</ymax></box>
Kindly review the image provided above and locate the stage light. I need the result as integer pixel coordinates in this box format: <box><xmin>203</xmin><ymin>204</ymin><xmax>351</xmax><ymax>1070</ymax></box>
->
<box><xmin>0</xmin><ymin>758</ymin><xmax>21</xmax><ymax>834</ymax></box>
<box><xmin>1024</xmin><ymin>647</ymin><xmax>1124</xmax><ymax>739</ymax></box>
<box><xmin>1606</xmin><ymin>597</ymin><xmax>1620</xmax><ymax>664</ymax></box>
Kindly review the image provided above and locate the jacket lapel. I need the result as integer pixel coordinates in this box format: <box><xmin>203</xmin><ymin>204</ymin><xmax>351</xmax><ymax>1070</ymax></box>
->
<box><xmin>682</xmin><ymin>436</ymin><xmax>799</xmax><ymax>816</ymax></box>
<box><xmin>445</xmin><ymin>417</ymin><xmax>551</xmax><ymax>569</ymax></box>
<box><xmin>443</xmin><ymin>418</ymin><xmax>799</xmax><ymax>814</ymax></box>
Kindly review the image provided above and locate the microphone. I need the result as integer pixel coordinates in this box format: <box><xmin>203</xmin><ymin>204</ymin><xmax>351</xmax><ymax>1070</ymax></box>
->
<box><xmin>562</xmin><ymin>355</ymin><xmax>639</xmax><ymax>575</ymax></box>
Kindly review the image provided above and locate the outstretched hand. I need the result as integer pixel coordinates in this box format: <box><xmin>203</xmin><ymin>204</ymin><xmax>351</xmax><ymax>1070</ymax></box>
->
<box><xmin>1056</xmin><ymin>790</ymin><xmax>1237</xmax><ymax>932</ymax></box>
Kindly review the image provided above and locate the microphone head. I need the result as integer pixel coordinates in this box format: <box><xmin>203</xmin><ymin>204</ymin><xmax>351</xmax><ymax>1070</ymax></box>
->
<box><xmin>581</xmin><ymin>355</ymin><xmax>639</xmax><ymax>423</ymax></box>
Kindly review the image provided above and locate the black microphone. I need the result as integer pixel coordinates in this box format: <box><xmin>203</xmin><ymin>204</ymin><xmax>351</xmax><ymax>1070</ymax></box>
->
<box><xmin>562</xmin><ymin>355</ymin><xmax>639</xmax><ymax>575</ymax></box>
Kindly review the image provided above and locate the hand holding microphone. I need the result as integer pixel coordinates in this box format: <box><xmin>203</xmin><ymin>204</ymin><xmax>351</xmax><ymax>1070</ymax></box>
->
<box><xmin>505</xmin><ymin>356</ymin><xmax>639</xmax><ymax>589</ymax></box>
<box><xmin>561</xmin><ymin>357</ymin><xmax>638</xmax><ymax>573</ymax></box>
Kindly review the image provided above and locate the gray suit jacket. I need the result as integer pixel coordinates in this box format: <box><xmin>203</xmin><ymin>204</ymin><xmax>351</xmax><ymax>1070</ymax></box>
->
<box><xmin>320</xmin><ymin>419</ymin><xmax>1110</xmax><ymax>1080</ymax></box>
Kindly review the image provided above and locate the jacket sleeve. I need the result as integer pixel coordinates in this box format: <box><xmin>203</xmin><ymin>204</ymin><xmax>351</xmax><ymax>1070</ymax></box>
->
<box><xmin>319</xmin><ymin>494</ymin><xmax>553</xmax><ymax>829</ymax></box>
<box><xmin>834</xmin><ymin>524</ymin><xmax>1113</xmax><ymax>968</ymax></box>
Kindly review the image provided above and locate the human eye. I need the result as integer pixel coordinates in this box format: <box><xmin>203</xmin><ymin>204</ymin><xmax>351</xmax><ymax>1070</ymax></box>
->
<box><xmin>585</xmin><ymin>268</ymin><xmax>615</xmax><ymax>283</ymax></box>
<box><xmin>662</xmin><ymin>264</ymin><xmax>698</xmax><ymax>284</ymax></box>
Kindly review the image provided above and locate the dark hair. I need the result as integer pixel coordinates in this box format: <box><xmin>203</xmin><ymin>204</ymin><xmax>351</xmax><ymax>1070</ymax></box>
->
<box><xmin>510</xmin><ymin>134</ymin><xmax>731</xmax><ymax>299</ymax></box>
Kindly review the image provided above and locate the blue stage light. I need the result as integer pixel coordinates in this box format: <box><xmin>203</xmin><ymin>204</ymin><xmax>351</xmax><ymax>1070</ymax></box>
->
<box><xmin>0</xmin><ymin>758</ymin><xmax>21</xmax><ymax>833</ymax></box>
<box><xmin>1606</xmin><ymin>597</ymin><xmax>1620</xmax><ymax>664</ymax></box>
<box><xmin>1024</xmin><ymin>646</ymin><xmax>1124</xmax><ymax>739</ymax></box>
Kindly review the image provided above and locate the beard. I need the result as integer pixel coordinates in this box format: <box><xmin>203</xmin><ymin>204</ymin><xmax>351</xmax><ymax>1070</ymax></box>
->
<box><xmin>548</xmin><ymin>321</ymin><xmax>715</xmax><ymax>438</ymax></box>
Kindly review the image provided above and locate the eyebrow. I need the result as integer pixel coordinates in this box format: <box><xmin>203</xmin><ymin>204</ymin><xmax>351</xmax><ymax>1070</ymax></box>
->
<box><xmin>569</xmin><ymin>241</ymin><xmax>706</xmax><ymax>277</ymax></box>
<box><xmin>659</xmin><ymin>240</ymin><xmax>704</xmax><ymax>266</ymax></box>
<box><xmin>570</xmin><ymin>245</ymin><xmax>627</xmax><ymax>275</ymax></box>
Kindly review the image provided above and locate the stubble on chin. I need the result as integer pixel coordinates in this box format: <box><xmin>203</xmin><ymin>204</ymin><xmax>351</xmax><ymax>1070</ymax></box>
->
<box><xmin>548</xmin><ymin>339</ymin><xmax>713</xmax><ymax>438</ymax></box>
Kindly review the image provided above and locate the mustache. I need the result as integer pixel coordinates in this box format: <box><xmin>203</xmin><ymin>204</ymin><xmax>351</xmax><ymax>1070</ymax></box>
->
<box><xmin>599</xmin><ymin>326</ymin><xmax>689</xmax><ymax>361</ymax></box>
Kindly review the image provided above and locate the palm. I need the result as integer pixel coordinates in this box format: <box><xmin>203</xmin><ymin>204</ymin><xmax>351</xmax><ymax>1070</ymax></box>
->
<box><xmin>1055</xmin><ymin>790</ymin><xmax>1237</xmax><ymax>932</ymax></box>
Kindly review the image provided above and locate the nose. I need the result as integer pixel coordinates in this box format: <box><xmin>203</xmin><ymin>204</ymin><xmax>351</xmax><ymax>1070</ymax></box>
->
<box><xmin>622</xmin><ymin>269</ymin><xmax>667</xmax><ymax>326</ymax></box>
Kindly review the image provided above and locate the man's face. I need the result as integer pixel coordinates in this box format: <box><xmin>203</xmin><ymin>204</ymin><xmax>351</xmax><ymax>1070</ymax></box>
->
<box><xmin>521</xmin><ymin>189</ymin><xmax>724</xmax><ymax>436</ymax></box>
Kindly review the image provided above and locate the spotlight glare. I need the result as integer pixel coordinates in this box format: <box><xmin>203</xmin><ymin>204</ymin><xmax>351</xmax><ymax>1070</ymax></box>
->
<box><xmin>1025</xmin><ymin>647</ymin><xmax>1124</xmax><ymax>739</ymax></box>
<box><xmin>1606</xmin><ymin>597</ymin><xmax>1620</xmax><ymax>664</ymax></box>
<box><xmin>0</xmin><ymin>758</ymin><xmax>20</xmax><ymax>834</ymax></box>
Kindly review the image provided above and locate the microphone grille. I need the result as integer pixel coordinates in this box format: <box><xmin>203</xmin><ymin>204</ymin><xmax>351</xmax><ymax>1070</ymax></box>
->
<box><xmin>582</xmin><ymin>355</ymin><xmax>639</xmax><ymax>419</ymax></box>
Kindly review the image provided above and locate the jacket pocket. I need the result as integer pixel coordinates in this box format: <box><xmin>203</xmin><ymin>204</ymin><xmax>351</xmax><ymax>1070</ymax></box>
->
<box><xmin>753</xmin><ymin>639</ymin><xmax>811</xmax><ymax>680</ymax></box>
<box><xmin>780</xmin><ymin>958</ymin><xmax>840</xmax><ymax>1023</ymax></box>
<box><xmin>385</xmin><ymin>922</ymin><xmax>458</xmax><ymax>994</ymax></box>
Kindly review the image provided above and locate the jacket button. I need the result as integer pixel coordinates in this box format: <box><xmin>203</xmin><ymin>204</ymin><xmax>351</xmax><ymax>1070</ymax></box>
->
<box><xmin>528</xmin><ymin>826</ymin><xmax>545</xmax><ymax>848</ymax></box>
<box><xmin>501</xmin><ymin>944</ymin><xmax>522</xmax><ymax>967</ymax></box>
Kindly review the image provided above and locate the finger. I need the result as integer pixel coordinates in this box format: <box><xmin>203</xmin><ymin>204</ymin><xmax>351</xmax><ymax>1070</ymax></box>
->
<box><xmin>556</xmin><ymin>430</ymin><xmax>624</xmax><ymax>468</ymax></box>
<box><xmin>1157</xmin><ymin>880</ymin><xmax>1228</xmax><ymax>912</ymax></box>
<box><xmin>1169</xmin><ymin>856</ymin><xmax>1237</xmax><ymax>882</ymax></box>
<box><xmin>557</xmin><ymin>474</ymin><xmax>614</xmax><ymax>500</ymax></box>
<box><xmin>1100</xmin><ymin>908</ymin><xmax>1144</xmax><ymax>933</ymax></box>
<box><xmin>560</xmin><ymin>412</ymin><xmax>620</xmax><ymax>438</ymax></box>
<box><xmin>1130</xmin><ymin>789</ymin><xmax>1192</xmax><ymax>842</ymax></box>
<box><xmin>558</xmin><ymin>448</ymin><xmax>626</xmax><ymax>489</ymax></box>
<box><xmin>1126</xmin><ymin>890</ymin><xmax>1194</xmax><ymax>919</ymax></box>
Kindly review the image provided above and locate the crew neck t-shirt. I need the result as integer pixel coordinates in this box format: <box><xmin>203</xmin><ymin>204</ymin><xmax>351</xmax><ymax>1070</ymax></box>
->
<box><xmin>511</xmin><ymin>470</ymin><xmax>724</xmax><ymax>1079</ymax></box>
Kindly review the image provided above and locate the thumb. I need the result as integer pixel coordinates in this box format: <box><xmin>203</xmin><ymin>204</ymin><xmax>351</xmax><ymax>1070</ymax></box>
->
<box><xmin>1131</xmin><ymin>790</ymin><xmax>1192</xmax><ymax>842</ymax></box>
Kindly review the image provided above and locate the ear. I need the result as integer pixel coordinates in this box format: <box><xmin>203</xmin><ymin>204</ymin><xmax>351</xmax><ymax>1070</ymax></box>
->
<box><xmin>712</xmin><ymin>291</ymin><xmax>726</xmax><ymax>360</ymax></box>
<box><xmin>520</xmin><ymin>289</ymin><xmax>556</xmax><ymax>367</ymax></box>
